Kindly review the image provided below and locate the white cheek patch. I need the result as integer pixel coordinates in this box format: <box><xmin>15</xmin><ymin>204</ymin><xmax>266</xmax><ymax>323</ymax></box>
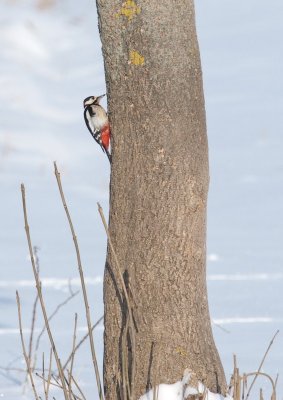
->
<box><xmin>85</xmin><ymin>98</ymin><xmax>94</xmax><ymax>106</ymax></box>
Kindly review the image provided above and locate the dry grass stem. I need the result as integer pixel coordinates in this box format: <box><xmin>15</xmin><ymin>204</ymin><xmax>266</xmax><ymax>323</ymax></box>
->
<box><xmin>260</xmin><ymin>388</ymin><xmax>263</xmax><ymax>400</ymax></box>
<box><xmin>36</xmin><ymin>372</ymin><xmax>63</xmax><ymax>391</ymax></box>
<box><xmin>274</xmin><ymin>374</ymin><xmax>279</xmax><ymax>389</ymax></box>
<box><xmin>0</xmin><ymin>365</ymin><xmax>36</xmax><ymax>373</ymax></box>
<box><xmin>98</xmin><ymin>202</ymin><xmax>136</xmax><ymax>400</ymax></box>
<box><xmin>232</xmin><ymin>354</ymin><xmax>241</xmax><ymax>400</ymax></box>
<box><xmin>27</xmin><ymin>247</ymin><xmax>40</xmax><ymax>369</ymax></box>
<box><xmin>51</xmin><ymin>370</ymin><xmax>80</xmax><ymax>400</ymax></box>
<box><xmin>21</xmin><ymin>183</ymin><xmax>70</xmax><ymax>400</ymax></box>
<box><xmin>68</xmin><ymin>313</ymin><xmax>78</xmax><ymax>399</ymax></box>
<box><xmin>212</xmin><ymin>321</ymin><xmax>230</xmax><ymax>334</ymax></box>
<box><xmin>23</xmin><ymin>246</ymin><xmax>40</xmax><ymax>394</ymax></box>
<box><xmin>16</xmin><ymin>291</ymin><xmax>39</xmax><ymax>400</ymax></box>
<box><xmin>70</xmin><ymin>374</ymin><xmax>87</xmax><ymax>400</ymax></box>
<box><xmin>33</xmin><ymin>289</ymin><xmax>79</xmax><ymax>369</ymax></box>
<box><xmin>245</xmin><ymin>330</ymin><xmax>279</xmax><ymax>400</ymax></box>
<box><xmin>245</xmin><ymin>372</ymin><xmax>276</xmax><ymax>400</ymax></box>
<box><xmin>62</xmin><ymin>315</ymin><xmax>103</xmax><ymax>371</ymax></box>
<box><xmin>46</xmin><ymin>348</ymin><xmax>53</xmax><ymax>400</ymax></box>
<box><xmin>53</xmin><ymin>162</ymin><xmax>103</xmax><ymax>400</ymax></box>
<box><xmin>42</xmin><ymin>352</ymin><xmax>47</xmax><ymax>399</ymax></box>
<box><xmin>121</xmin><ymin>315</ymin><xmax>131</xmax><ymax>400</ymax></box>
<box><xmin>152</xmin><ymin>343</ymin><xmax>160</xmax><ymax>400</ymax></box>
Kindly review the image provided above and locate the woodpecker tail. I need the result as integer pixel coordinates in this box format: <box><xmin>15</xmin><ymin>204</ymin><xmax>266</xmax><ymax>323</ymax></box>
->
<box><xmin>91</xmin><ymin>128</ymin><xmax>111</xmax><ymax>164</ymax></box>
<box><xmin>105</xmin><ymin>148</ymin><xmax>112</xmax><ymax>163</ymax></box>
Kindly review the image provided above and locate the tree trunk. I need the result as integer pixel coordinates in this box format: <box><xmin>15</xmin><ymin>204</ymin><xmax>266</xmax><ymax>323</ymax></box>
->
<box><xmin>96</xmin><ymin>0</ymin><xmax>226</xmax><ymax>398</ymax></box>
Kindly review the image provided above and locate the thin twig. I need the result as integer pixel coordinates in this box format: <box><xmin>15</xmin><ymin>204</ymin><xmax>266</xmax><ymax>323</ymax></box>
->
<box><xmin>245</xmin><ymin>330</ymin><xmax>279</xmax><ymax>400</ymax></box>
<box><xmin>33</xmin><ymin>289</ymin><xmax>79</xmax><ymax>369</ymax></box>
<box><xmin>71</xmin><ymin>374</ymin><xmax>87</xmax><ymax>400</ymax></box>
<box><xmin>212</xmin><ymin>321</ymin><xmax>230</xmax><ymax>334</ymax></box>
<box><xmin>62</xmin><ymin>315</ymin><xmax>103</xmax><ymax>371</ymax></box>
<box><xmin>54</xmin><ymin>162</ymin><xmax>103</xmax><ymax>400</ymax></box>
<box><xmin>43</xmin><ymin>352</ymin><xmax>47</xmax><ymax>400</ymax></box>
<box><xmin>23</xmin><ymin>246</ymin><xmax>40</xmax><ymax>395</ymax></box>
<box><xmin>0</xmin><ymin>366</ymin><xmax>32</xmax><ymax>373</ymax></box>
<box><xmin>36</xmin><ymin>373</ymin><xmax>62</xmax><ymax>390</ymax></box>
<box><xmin>68</xmin><ymin>314</ymin><xmax>78</xmax><ymax>399</ymax></box>
<box><xmin>46</xmin><ymin>348</ymin><xmax>53</xmax><ymax>400</ymax></box>
<box><xmin>242</xmin><ymin>374</ymin><xmax>246</xmax><ymax>400</ymax></box>
<box><xmin>260</xmin><ymin>388</ymin><xmax>264</xmax><ymax>400</ymax></box>
<box><xmin>245</xmin><ymin>372</ymin><xmax>276</xmax><ymax>400</ymax></box>
<box><xmin>121</xmin><ymin>315</ymin><xmax>131</xmax><ymax>400</ymax></box>
<box><xmin>16</xmin><ymin>291</ymin><xmax>39</xmax><ymax>400</ymax></box>
<box><xmin>51</xmin><ymin>372</ymin><xmax>83</xmax><ymax>400</ymax></box>
<box><xmin>21</xmin><ymin>183</ymin><xmax>70</xmax><ymax>400</ymax></box>
<box><xmin>27</xmin><ymin>246</ymin><xmax>40</xmax><ymax>369</ymax></box>
<box><xmin>153</xmin><ymin>343</ymin><xmax>160</xmax><ymax>400</ymax></box>
<box><xmin>274</xmin><ymin>373</ymin><xmax>279</xmax><ymax>389</ymax></box>
<box><xmin>98</xmin><ymin>203</ymin><xmax>136</xmax><ymax>400</ymax></box>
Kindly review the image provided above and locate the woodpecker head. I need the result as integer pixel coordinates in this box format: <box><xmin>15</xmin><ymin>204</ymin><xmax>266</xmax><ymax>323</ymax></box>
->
<box><xmin>83</xmin><ymin>94</ymin><xmax>105</xmax><ymax>108</ymax></box>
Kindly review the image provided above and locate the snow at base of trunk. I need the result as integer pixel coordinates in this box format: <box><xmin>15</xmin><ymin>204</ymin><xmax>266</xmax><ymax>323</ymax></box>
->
<box><xmin>139</xmin><ymin>370</ymin><xmax>232</xmax><ymax>400</ymax></box>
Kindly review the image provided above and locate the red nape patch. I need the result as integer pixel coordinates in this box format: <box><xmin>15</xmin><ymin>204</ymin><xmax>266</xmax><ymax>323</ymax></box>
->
<box><xmin>101</xmin><ymin>124</ymin><xmax>110</xmax><ymax>150</ymax></box>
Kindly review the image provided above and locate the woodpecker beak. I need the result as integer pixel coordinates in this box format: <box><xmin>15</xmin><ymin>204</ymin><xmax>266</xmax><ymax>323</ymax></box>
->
<box><xmin>96</xmin><ymin>94</ymin><xmax>106</xmax><ymax>103</ymax></box>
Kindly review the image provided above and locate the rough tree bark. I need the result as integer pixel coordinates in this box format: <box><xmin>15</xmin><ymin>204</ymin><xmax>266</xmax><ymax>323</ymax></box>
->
<box><xmin>96</xmin><ymin>0</ymin><xmax>226</xmax><ymax>399</ymax></box>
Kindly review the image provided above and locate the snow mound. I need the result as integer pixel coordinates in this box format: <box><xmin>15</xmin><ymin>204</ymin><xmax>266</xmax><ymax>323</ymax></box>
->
<box><xmin>139</xmin><ymin>370</ymin><xmax>232</xmax><ymax>400</ymax></box>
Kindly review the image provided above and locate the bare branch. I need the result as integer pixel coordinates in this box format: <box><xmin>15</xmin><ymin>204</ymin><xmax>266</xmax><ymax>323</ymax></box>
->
<box><xmin>53</xmin><ymin>162</ymin><xmax>103</xmax><ymax>400</ymax></box>
<box><xmin>245</xmin><ymin>371</ymin><xmax>277</xmax><ymax>400</ymax></box>
<box><xmin>68</xmin><ymin>314</ymin><xmax>78</xmax><ymax>399</ymax></box>
<box><xmin>98</xmin><ymin>203</ymin><xmax>136</xmax><ymax>400</ymax></box>
<box><xmin>245</xmin><ymin>330</ymin><xmax>279</xmax><ymax>400</ymax></box>
<box><xmin>33</xmin><ymin>289</ymin><xmax>79</xmax><ymax>369</ymax></box>
<box><xmin>16</xmin><ymin>291</ymin><xmax>39</xmax><ymax>400</ymax></box>
<box><xmin>28</xmin><ymin>246</ymin><xmax>40</xmax><ymax>369</ymax></box>
<box><xmin>70</xmin><ymin>374</ymin><xmax>87</xmax><ymax>400</ymax></box>
<box><xmin>46</xmin><ymin>348</ymin><xmax>53</xmax><ymax>400</ymax></box>
<box><xmin>42</xmin><ymin>352</ymin><xmax>47</xmax><ymax>400</ymax></box>
<box><xmin>20</xmin><ymin>183</ymin><xmax>70</xmax><ymax>400</ymax></box>
<box><xmin>62</xmin><ymin>315</ymin><xmax>103</xmax><ymax>371</ymax></box>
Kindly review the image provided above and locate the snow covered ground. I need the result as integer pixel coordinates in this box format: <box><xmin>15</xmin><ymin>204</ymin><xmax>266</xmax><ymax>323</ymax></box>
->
<box><xmin>0</xmin><ymin>0</ymin><xmax>282</xmax><ymax>398</ymax></box>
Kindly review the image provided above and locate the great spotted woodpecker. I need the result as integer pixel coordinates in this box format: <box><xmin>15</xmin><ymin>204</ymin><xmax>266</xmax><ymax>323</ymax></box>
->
<box><xmin>83</xmin><ymin>94</ymin><xmax>111</xmax><ymax>163</ymax></box>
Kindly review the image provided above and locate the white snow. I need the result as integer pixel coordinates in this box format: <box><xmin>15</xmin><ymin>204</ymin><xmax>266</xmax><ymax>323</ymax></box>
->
<box><xmin>212</xmin><ymin>317</ymin><xmax>275</xmax><ymax>325</ymax></box>
<box><xmin>140</xmin><ymin>381</ymin><xmax>185</xmax><ymax>400</ymax></box>
<box><xmin>207</xmin><ymin>253</ymin><xmax>220</xmax><ymax>262</ymax></box>
<box><xmin>139</xmin><ymin>370</ymin><xmax>191</xmax><ymax>400</ymax></box>
<box><xmin>1</xmin><ymin>0</ymin><xmax>283</xmax><ymax>398</ymax></box>
<box><xmin>139</xmin><ymin>370</ymin><xmax>233</xmax><ymax>400</ymax></box>
<box><xmin>207</xmin><ymin>273</ymin><xmax>283</xmax><ymax>281</ymax></box>
<box><xmin>0</xmin><ymin>276</ymin><xmax>103</xmax><ymax>290</ymax></box>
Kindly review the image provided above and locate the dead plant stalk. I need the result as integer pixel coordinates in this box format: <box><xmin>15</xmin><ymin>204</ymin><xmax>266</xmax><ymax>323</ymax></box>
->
<box><xmin>53</xmin><ymin>162</ymin><xmax>103</xmax><ymax>400</ymax></box>
<box><xmin>62</xmin><ymin>315</ymin><xmax>104</xmax><ymax>372</ymax></box>
<box><xmin>20</xmin><ymin>184</ymin><xmax>70</xmax><ymax>400</ymax></box>
<box><xmin>245</xmin><ymin>330</ymin><xmax>279</xmax><ymax>400</ymax></box>
<box><xmin>68</xmin><ymin>313</ymin><xmax>78</xmax><ymax>399</ymax></box>
<box><xmin>16</xmin><ymin>291</ymin><xmax>39</xmax><ymax>400</ymax></box>
<box><xmin>98</xmin><ymin>203</ymin><xmax>136</xmax><ymax>400</ymax></box>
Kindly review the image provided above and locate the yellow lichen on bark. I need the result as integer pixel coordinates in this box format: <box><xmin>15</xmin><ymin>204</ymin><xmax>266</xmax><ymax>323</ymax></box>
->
<box><xmin>116</xmin><ymin>0</ymin><xmax>141</xmax><ymax>20</ymax></box>
<box><xmin>129</xmin><ymin>50</ymin><xmax>144</xmax><ymax>65</ymax></box>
